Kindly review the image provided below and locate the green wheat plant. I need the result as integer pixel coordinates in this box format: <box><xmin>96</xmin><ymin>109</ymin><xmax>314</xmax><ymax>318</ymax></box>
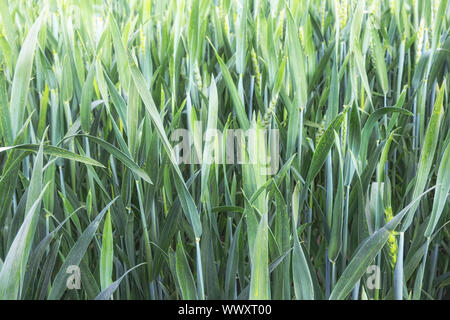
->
<box><xmin>0</xmin><ymin>0</ymin><xmax>448</xmax><ymax>300</ymax></box>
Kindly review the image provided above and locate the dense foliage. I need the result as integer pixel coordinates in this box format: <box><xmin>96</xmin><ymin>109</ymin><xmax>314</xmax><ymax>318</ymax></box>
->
<box><xmin>0</xmin><ymin>0</ymin><xmax>449</xmax><ymax>300</ymax></box>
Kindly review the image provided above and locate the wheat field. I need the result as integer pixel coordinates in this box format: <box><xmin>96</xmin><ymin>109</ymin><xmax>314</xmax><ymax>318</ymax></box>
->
<box><xmin>0</xmin><ymin>0</ymin><xmax>449</xmax><ymax>300</ymax></box>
